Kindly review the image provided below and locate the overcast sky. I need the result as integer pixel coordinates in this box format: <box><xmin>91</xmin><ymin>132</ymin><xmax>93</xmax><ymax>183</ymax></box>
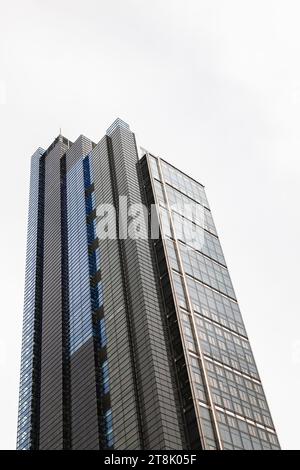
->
<box><xmin>0</xmin><ymin>0</ymin><xmax>299</xmax><ymax>450</ymax></box>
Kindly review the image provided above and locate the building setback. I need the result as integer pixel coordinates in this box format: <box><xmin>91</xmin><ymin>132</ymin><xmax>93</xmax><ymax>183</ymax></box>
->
<box><xmin>17</xmin><ymin>119</ymin><xmax>280</xmax><ymax>450</ymax></box>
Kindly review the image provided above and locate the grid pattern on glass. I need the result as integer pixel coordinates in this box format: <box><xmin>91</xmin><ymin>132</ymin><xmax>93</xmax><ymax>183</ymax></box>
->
<box><xmin>160</xmin><ymin>159</ymin><xmax>209</xmax><ymax>208</ymax></box>
<box><xmin>205</xmin><ymin>359</ymin><xmax>276</xmax><ymax>432</ymax></box>
<box><xmin>180</xmin><ymin>312</ymin><xmax>274</xmax><ymax>438</ymax></box>
<box><xmin>165</xmin><ymin>238</ymin><xmax>180</xmax><ymax>271</ymax></box>
<box><xmin>189</xmin><ymin>355</ymin><xmax>218</xmax><ymax>449</ymax></box>
<box><xmin>198</xmin><ymin>405</ymin><xmax>218</xmax><ymax>450</ymax></box>
<box><xmin>149</xmin><ymin>155</ymin><xmax>161</xmax><ymax>181</ymax></box>
<box><xmin>171</xmin><ymin>268</ymin><xmax>247</xmax><ymax>354</ymax></box>
<box><xmin>172</xmin><ymin>271</ymin><xmax>188</xmax><ymax>310</ymax></box>
<box><xmin>187</xmin><ymin>337</ymin><xmax>210</xmax><ymax>414</ymax></box>
<box><xmin>165</xmin><ymin>183</ymin><xmax>217</xmax><ymax>236</ymax></box>
<box><xmin>216</xmin><ymin>410</ymin><xmax>280</xmax><ymax>450</ymax></box>
<box><xmin>159</xmin><ymin>206</ymin><xmax>172</xmax><ymax>238</ymax></box>
<box><xmin>149</xmin><ymin>153</ymin><xmax>280</xmax><ymax>450</ymax></box>
<box><xmin>183</xmin><ymin>319</ymin><xmax>278</xmax><ymax>449</ymax></box>
<box><xmin>185</xmin><ymin>275</ymin><xmax>246</xmax><ymax>336</ymax></box>
<box><xmin>172</xmin><ymin>212</ymin><xmax>226</xmax><ymax>266</ymax></box>
<box><xmin>180</xmin><ymin>310</ymin><xmax>197</xmax><ymax>353</ymax></box>
<box><xmin>67</xmin><ymin>159</ymin><xmax>93</xmax><ymax>354</ymax></box>
<box><xmin>177</xmin><ymin>241</ymin><xmax>236</xmax><ymax>299</ymax></box>
<box><xmin>17</xmin><ymin>149</ymin><xmax>44</xmax><ymax>450</ymax></box>
<box><xmin>194</xmin><ymin>314</ymin><xmax>257</xmax><ymax>378</ymax></box>
<box><xmin>154</xmin><ymin>177</ymin><xmax>217</xmax><ymax>236</ymax></box>
<box><xmin>154</xmin><ymin>179</ymin><xmax>166</xmax><ymax>205</ymax></box>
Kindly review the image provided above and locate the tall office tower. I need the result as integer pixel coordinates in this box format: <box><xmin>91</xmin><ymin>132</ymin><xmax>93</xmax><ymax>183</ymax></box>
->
<box><xmin>17</xmin><ymin>119</ymin><xmax>280</xmax><ymax>450</ymax></box>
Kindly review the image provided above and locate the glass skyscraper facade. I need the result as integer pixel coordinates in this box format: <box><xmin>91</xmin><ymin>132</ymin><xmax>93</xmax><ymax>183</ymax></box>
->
<box><xmin>17</xmin><ymin>119</ymin><xmax>280</xmax><ymax>450</ymax></box>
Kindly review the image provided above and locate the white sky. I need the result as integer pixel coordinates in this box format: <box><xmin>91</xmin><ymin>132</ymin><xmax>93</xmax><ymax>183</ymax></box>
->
<box><xmin>0</xmin><ymin>0</ymin><xmax>299</xmax><ymax>450</ymax></box>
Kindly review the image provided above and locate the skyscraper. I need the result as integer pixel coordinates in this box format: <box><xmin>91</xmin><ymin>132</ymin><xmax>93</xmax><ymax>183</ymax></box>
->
<box><xmin>17</xmin><ymin>118</ymin><xmax>280</xmax><ymax>450</ymax></box>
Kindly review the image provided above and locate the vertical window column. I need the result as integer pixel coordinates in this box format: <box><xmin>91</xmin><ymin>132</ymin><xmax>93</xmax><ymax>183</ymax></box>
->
<box><xmin>83</xmin><ymin>155</ymin><xmax>114</xmax><ymax>449</ymax></box>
